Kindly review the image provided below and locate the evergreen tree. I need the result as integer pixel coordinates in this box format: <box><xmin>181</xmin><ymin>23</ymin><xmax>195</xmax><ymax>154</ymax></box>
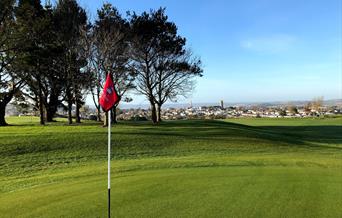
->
<box><xmin>87</xmin><ymin>3</ymin><xmax>135</xmax><ymax>125</ymax></box>
<box><xmin>53</xmin><ymin>0</ymin><xmax>87</xmax><ymax>124</ymax></box>
<box><xmin>129</xmin><ymin>8</ymin><xmax>202</xmax><ymax>123</ymax></box>
<box><xmin>0</xmin><ymin>0</ymin><xmax>23</xmax><ymax>126</ymax></box>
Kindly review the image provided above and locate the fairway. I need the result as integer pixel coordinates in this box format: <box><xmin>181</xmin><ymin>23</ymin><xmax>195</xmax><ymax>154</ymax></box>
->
<box><xmin>1</xmin><ymin>117</ymin><xmax>342</xmax><ymax>218</ymax></box>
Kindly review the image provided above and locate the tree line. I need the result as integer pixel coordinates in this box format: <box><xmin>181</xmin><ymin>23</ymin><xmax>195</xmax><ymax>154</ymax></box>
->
<box><xmin>0</xmin><ymin>0</ymin><xmax>203</xmax><ymax>126</ymax></box>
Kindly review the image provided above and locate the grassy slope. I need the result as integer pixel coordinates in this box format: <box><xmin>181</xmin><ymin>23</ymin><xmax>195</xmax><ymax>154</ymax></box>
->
<box><xmin>0</xmin><ymin>117</ymin><xmax>341</xmax><ymax>217</ymax></box>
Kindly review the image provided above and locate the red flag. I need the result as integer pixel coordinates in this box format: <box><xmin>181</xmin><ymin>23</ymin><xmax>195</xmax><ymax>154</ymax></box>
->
<box><xmin>99</xmin><ymin>74</ymin><xmax>120</xmax><ymax>112</ymax></box>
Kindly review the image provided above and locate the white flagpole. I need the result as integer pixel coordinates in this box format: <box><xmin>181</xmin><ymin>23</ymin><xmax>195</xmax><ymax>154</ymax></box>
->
<box><xmin>108</xmin><ymin>111</ymin><xmax>111</xmax><ymax>218</ymax></box>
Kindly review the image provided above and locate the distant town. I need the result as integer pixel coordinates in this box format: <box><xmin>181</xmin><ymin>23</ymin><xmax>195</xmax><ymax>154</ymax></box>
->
<box><xmin>118</xmin><ymin>99</ymin><xmax>342</xmax><ymax>121</ymax></box>
<box><xmin>6</xmin><ymin>99</ymin><xmax>342</xmax><ymax>121</ymax></box>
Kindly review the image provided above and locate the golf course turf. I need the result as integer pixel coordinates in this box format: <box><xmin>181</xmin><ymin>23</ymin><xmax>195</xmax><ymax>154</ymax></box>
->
<box><xmin>0</xmin><ymin>117</ymin><xmax>341</xmax><ymax>217</ymax></box>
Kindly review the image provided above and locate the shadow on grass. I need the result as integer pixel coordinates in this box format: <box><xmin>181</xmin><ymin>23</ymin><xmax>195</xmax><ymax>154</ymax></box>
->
<box><xmin>1</xmin><ymin>119</ymin><xmax>342</xmax><ymax>173</ymax></box>
<box><xmin>115</xmin><ymin>120</ymin><xmax>342</xmax><ymax>150</ymax></box>
<box><xmin>2</xmin><ymin>119</ymin><xmax>342</xmax><ymax>157</ymax></box>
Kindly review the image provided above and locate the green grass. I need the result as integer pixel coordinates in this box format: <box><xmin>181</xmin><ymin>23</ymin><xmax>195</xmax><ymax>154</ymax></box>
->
<box><xmin>0</xmin><ymin>116</ymin><xmax>342</xmax><ymax>217</ymax></box>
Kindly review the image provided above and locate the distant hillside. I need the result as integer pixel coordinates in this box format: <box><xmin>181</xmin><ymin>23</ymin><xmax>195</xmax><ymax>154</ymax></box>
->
<box><xmin>246</xmin><ymin>99</ymin><xmax>342</xmax><ymax>107</ymax></box>
<box><xmin>117</xmin><ymin>99</ymin><xmax>342</xmax><ymax>109</ymax></box>
<box><xmin>7</xmin><ymin>99</ymin><xmax>339</xmax><ymax>114</ymax></box>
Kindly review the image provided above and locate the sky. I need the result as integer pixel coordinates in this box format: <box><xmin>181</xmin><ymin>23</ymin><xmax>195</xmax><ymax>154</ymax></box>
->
<box><xmin>77</xmin><ymin>0</ymin><xmax>342</xmax><ymax>105</ymax></box>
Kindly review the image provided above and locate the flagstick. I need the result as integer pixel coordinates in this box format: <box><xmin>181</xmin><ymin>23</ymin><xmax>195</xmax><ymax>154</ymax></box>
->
<box><xmin>108</xmin><ymin>111</ymin><xmax>111</xmax><ymax>218</ymax></box>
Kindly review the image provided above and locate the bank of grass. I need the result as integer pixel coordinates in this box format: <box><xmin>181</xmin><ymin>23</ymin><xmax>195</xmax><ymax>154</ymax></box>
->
<box><xmin>0</xmin><ymin>116</ymin><xmax>341</xmax><ymax>217</ymax></box>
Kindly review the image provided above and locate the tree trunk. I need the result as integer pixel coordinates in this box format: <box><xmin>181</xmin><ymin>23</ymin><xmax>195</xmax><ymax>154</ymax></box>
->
<box><xmin>104</xmin><ymin>111</ymin><xmax>108</xmax><ymax>126</ymax></box>
<box><xmin>92</xmin><ymin>88</ymin><xmax>102</xmax><ymax>122</ymax></box>
<box><xmin>38</xmin><ymin>89</ymin><xmax>45</xmax><ymax>125</ymax></box>
<box><xmin>156</xmin><ymin>104</ymin><xmax>162</xmax><ymax>123</ymax></box>
<box><xmin>150</xmin><ymin>102</ymin><xmax>157</xmax><ymax>124</ymax></box>
<box><xmin>104</xmin><ymin>108</ymin><xmax>118</xmax><ymax>126</ymax></box>
<box><xmin>68</xmin><ymin>100</ymin><xmax>73</xmax><ymax>124</ymax></box>
<box><xmin>66</xmin><ymin>87</ymin><xmax>73</xmax><ymax>125</ymax></box>
<box><xmin>46</xmin><ymin>109</ymin><xmax>54</xmax><ymax>122</ymax></box>
<box><xmin>0</xmin><ymin>92</ymin><xmax>13</xmax><ymax>126</ymax></box>
<box><xmin>46</xmin><ymin>93</ymin><xmax>59</xmax><ymax>122</ymax></box>
<box><xmin>0</xmin><ymin>104</ymin><xmax>7</xmax><ymax>126</ymax></box>
<box><xmin>46</xmin><ymin>105</ymin><xmax>57</xmax><ymax>122</ymax></box>
<box><xmin>74</xmin><ymin>84</ymin><xmax>81</xmax><ymax>123</ymax></box>
<box><xmin>112</xmin><ymin>106</ymin><xmax>117</xmax><ymax>124</ymax></box>
<box><xmin>97</xmin><ymin>106</ymin><xmax>102</xmax><ymax>122</ymax></box>
<box><xmin>75</xmin><ymin>102</ymin><xmax>81</xmax><ymax>123</ymax></box>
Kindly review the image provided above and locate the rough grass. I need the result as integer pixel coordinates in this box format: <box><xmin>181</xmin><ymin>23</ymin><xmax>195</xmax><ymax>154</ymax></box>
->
<box><xmin>0</xmin><ymin>116</ymin><xmax>342</xmax><ymax>217</ymax></box>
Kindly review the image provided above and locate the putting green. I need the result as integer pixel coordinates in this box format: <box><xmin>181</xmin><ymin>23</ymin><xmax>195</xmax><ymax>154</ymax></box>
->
<box><xmin>1</xmin><ymin>165</ymin><xmax>341</xmax><ymax>218</ymax></box>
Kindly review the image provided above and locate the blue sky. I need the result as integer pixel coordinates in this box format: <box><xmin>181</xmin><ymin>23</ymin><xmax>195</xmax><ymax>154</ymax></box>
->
<box><xmin>79</xmin><ymin>0</ymin><xmax>341</xmax><ymax>105</ymax></box>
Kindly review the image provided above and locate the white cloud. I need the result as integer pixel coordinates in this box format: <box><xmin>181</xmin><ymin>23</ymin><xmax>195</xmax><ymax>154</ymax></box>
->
<box><xmin>241</xmin><ymin>34</ymin><xmax>297</xmax><ymax>53</ymax></box>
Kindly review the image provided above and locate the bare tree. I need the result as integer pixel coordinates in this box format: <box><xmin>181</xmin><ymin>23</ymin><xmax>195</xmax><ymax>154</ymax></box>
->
<box><xmin>153</xmin><ymin>51</ymin><xmax>202</xmax><ymax>122</ymax></box>
<box><xmin>82</xmin><ymin>28</ymin><xmax>103</xmax><ymax>121</ymax></box>
<box><xmin>87</xmin><ymin>3</ymin><xmax>135</xmax><ymax>125</ymax></box>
